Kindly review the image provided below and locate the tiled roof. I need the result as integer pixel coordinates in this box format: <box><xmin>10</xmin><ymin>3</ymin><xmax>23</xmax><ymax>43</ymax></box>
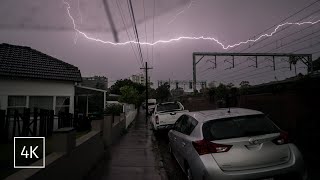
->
<box><xmin>0</xmin><ymin>43</ymin><xmax>82</xmax><ymax>82</ymax></box>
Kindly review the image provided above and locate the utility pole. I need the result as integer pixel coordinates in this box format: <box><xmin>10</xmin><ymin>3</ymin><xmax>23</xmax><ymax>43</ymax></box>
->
<box><xmin>140</xmin><ymin>62</ymin><xmax>153</xmax><ymax>123</ymax></box>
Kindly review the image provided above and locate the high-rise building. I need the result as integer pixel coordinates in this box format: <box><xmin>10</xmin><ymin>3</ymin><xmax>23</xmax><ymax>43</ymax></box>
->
<box><xmin>82</xmin><ymin>76</ymin><xmax>108</xmax><ymax>90</ymax></box>
<box><xmin>158</xmin><ymin>80</ymin><xmax>207</xmax><ymax>93</ymax></box>
<box><xmin>130</xmin><ymin>73</ymin><xmax>150</xmax><ymax>85</ymax></box>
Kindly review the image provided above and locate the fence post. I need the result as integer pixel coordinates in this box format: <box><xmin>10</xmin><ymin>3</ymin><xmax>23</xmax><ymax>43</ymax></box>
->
<box><xmin>0</xmin><ymin>110</ymin><xmax>6</xmax><ymax>142</ymax></box>
<box><xmin>12</xmin><ymin>110</ymin><xmax>18</xmax><ymax>139</ymax></box>
<box><xmin>58</xmin><ymin>112</ymin><xmax>61</xmax><ymax>129</ymax></box>
<box><xmin>39</xmin><ymin>109</ymin><xmax>44</xmax><ymax>137</ymax></box>
<box><xmin>22</xmin><ymin>108</ymin><xmax>30</xmax><ymax>136</ymax></box>
<box><xmin>4</xmin><ymin>110</ymin><xmax>9</xmax><ymax>142</ymax></box>
<box><xmin>48</xmin><ymin>110</ymin><xmax>54</xmax><ymax>137</ymax></box>
<box><xmin>33</xmin><ymin>108</ymin><xmax>38</xmax><ymax>136</ymax></box>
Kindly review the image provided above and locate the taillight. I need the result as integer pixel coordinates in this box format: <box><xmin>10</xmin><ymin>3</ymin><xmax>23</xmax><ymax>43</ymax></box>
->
<box><xmin>155</xmin><ymin>116</ymin><xmax>159</xmax><ymax>124</ymax></box>
<box><xmin>272</xmin><ymin>131</ymin><xmax>289</xmax><ymax>145</ymax></box>
<box><xmin>192</xmin><ymin>140</ymin><xmax>232</xmax><ymax>155</ymax></box>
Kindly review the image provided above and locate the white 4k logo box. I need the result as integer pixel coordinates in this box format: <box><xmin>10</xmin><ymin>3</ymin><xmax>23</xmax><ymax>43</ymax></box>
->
<box><xmin>14</xmin><ymin>137</ymin><xmax>45</xmax><ymax>168</ymax></box>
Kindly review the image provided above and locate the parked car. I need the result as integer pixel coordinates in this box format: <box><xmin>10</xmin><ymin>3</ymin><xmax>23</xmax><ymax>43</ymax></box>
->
<box><xmin>147</xmin><ymin>99</ymin><xmax>157</xmax><ymax>115</ymax></box>
<box><xmin>151</xmin><ymin>101</ymin><xmax>189</xmax><ymax>131</ymax></box>
<box><xmin>168</xmin><ymin>108</ymin><xmax>307</xmax><ymax>180</ymax></box>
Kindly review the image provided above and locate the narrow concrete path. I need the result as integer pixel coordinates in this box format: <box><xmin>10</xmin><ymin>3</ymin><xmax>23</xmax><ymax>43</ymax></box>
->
<box><xmin>87</xmin><ymin>110</ymin><xmax>167</xmax><ymax>180</ymax></box>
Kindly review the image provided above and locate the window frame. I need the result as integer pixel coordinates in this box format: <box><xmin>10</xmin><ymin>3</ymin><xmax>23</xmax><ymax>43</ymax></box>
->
<box><xmin>55</xmin><ymin>96</ymin><xmax>71</xmax><ymax>115</ymax></box>
<box><xmin>29</xmin><ymin>96</ymin><xmax>54</xmax><ymax>112</ymax></box>
<box><xmin>7</xmin><ymin>96</ymin><xmax>27</xmax><ymax>114</ymax></box>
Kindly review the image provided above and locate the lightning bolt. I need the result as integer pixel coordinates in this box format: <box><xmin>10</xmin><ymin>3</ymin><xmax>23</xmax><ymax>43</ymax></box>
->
<box><xmin>73</xmin><ymin>0</ymin><xmax>83</xmax><ymax>44</ymax></box>
<box><xmin>168</xmin><ymin>0</ymin><xmax>195</xmax><ymax>25</ymax></box>
<box><xmin>63</xmin><ymin>0</ymin><xmax>320</xmax><ymax>49</ymax></box>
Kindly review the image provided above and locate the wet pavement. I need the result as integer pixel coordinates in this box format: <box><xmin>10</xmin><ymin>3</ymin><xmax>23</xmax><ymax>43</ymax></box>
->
<box><xmin>86</xmin><ymin>110</ymin><xmax>167</xmax><ymax>180</ymax></box>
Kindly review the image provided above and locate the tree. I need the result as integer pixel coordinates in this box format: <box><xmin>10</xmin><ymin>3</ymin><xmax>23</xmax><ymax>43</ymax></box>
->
<box><xmin>110</xmin><ymin>79</ymin><xmax>136</xmax><ymax>95</ymax></box>
<box><xmin>207</xmin><ymin>87</ymin><xmax>216</xmax><ymax>101</ymax></box>
<box><xmin>227</xmin><ymin>83</ymin><xmax>235</xmax><ymax>89</ymax></box>
<box><xmin>215</xmin><ymin>83</ymin><xmax>228</xmax><ymax>100</ymax></box>
<box><xmin>240</xmin><ymin>81</ymin><xmax>250</xmax><ymax>88</ymax></box>
<box><xmin>155</xmin><ymin>82</ymin><xmax>171</xmax><ymax>102</ymax></box>
<box><xmin>148</xmin><ymin>87</ymin><xmax>156</xmax><ymax>99</ymax></box>
<box><xmin>110</xmin><ymin>79</ymin><xmax>145</xmax><ymax>95</ymax></box>
<box><xmin>118</xmin><ymin>86</ymin><xmax>139</xmax><ymax>105</ymax></box>
<box><xmin>312</xmin><ymin>56</ymin><xmax>320</xmax><ymax>71</ymax></box>
<box><xmin>208</xmin><ymin>81</ymin><xmax>216</xmax><ymax>88</ymax></box>
<box><xmin>239</xmin><ymin>81</ymin><xmax>250</xmax><ymax>95</ymax></box>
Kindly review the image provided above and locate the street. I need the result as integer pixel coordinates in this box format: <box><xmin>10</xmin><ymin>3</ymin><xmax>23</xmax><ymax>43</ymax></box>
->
<box><xmin>85</xmin><ymin>110</ymin><xmax>167</xmax><ymax>180</ymax></box>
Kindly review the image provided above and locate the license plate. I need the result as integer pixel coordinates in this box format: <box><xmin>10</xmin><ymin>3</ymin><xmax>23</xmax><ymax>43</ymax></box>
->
<box><xmin>262</xmin><ymin>178</ymin><xmax>274</xmax><ymax>180</ymax></box>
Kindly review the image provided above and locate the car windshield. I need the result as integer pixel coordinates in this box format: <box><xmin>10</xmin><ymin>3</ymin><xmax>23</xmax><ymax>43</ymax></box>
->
<box><xmin>157</xmin><ymin>103</ymin><xmax>181</xmax><ymax>112</ymax></box>
<box><xmin>202</xmin><ymin>115</ymin><xmax>279</xmax><ymax>141</ymax></box>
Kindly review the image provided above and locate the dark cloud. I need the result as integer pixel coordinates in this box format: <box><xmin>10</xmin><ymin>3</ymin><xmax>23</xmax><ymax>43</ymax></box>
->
<box><xmin>0</xmin><ymin>0</ymin><xmax>319</xmax><ymax>86</ymax></box>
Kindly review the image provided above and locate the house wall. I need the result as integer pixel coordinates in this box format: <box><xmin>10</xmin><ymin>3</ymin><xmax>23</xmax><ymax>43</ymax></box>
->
<box><xmin>0</xmin><ymin>79</ymin><xmax>75</xmax><ymax>114</ymax></box>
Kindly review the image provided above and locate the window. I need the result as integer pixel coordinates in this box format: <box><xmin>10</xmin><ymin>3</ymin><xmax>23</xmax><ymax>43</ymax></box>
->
<box><xmin>29</xmin><ymin>96</ymin><xmax>53</xmax><ymax>112</ymax></box>
<box><xmin>174</xmin><ymin>115</ymin><xmax>187</xmax><ymax>132</ymax></box>
<box><xmin>8</xmin><ymin>96</ymin><xmax>27</xmax><ymax>114</ymax></box>
<box><xmin>157</xmin><ymin>103</ymin><xmax>181</xmax><ymax>112</ymax></box>
<box><xmin>180</xmin><ymin>116</ymin><xmax>198</xmax><ymax>135</ymax></box>
<box><xmin>202</xmin><ymin>115</ymin><xmax>279</xmax><ymax>141</ymax></box>
<box><xmin>55</xmin><ymin>96</ymin><xmax>70</xmax><ymax>115</ymax></box>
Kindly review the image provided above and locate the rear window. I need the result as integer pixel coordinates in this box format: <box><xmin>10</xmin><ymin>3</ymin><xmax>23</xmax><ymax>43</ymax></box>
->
<box><xmin>157</xmin><ymin>103</ymin><xmax>181</xmax><ymax>112</ymax></box>
<box><xmin>202</xmin><ymin>115</ymin><xmax>279</xmax><ymax>141</ymax></box>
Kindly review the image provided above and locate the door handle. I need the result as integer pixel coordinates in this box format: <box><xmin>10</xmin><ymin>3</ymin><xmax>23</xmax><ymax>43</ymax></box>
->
<box><xmin>182</xmin><ymin>142</ymin><xmax>186</xmax><ymax>147</ymax></box>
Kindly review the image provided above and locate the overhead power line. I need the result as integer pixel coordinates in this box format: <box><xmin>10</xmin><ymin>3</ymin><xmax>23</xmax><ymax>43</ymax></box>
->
<box><xmin>225</xmin><ymin>0</ymin><xmax>320</xmax><ymax>53</ymax></box>
<box><xmin>199</xmin><ymin>7</ymin><xmax>320</xmax><ymax>81</ymax></box>
<box><xmin>127</xmin><ymin>0</ymin><xmax>144</xmax><ymax>65</ymax></box>
<box><xmin>114</xmin><ymin>0</ymin><xmax>141</xmax><ymax>66</ymax></box>
<box><xmin>142</xmin><ymin>0</ymin><xmax>149</xmax><ymax>62</ymax></box>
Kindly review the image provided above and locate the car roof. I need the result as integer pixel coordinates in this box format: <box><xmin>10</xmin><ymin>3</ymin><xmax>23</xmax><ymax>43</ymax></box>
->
<box><xmin>186</xmin><ymin>108</ymin><xmax>264</xmax><ymax>123</ymax></box>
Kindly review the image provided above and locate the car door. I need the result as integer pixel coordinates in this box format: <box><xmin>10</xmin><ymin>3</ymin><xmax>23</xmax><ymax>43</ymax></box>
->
<box><xmin>175</xmin><ymin>115</ymin><xmax>198</xmax><ymax>169</ymax></box>
<box><xmin>168</xmin><ymin>115</ymin><xmax>187</xmax><ymax>166</ymax></box>
<box><xmin>172</xmin><ymin>115</ymin><xmax>194</xmax><ymax>167</ymax></box>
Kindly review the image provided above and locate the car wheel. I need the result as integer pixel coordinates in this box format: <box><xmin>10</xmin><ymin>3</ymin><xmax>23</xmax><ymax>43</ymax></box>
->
<box><xmin>186</xmin><ymin>165</ymin><xmax>193</xmax><ymax>180</ymax></box>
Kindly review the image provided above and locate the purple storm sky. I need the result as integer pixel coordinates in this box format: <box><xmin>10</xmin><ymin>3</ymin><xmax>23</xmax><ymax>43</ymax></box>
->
<box><xmin>0</xmin><ymin>0</ymin><xmax>319</xmax><ymax>86</ymax></box>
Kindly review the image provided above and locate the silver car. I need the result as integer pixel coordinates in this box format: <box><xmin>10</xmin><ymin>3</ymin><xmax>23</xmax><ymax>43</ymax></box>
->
<box><xmin>168</xmin><ymin>108</ymin><xmax>307</xmax><ymax>180</ymax></box>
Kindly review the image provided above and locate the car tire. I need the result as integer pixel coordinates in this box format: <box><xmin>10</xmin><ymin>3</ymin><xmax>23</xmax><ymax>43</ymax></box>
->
<box><xmin>186</xmin><ymin>164</ymin><xmax>193</xmax><ymax>180</ymax></box>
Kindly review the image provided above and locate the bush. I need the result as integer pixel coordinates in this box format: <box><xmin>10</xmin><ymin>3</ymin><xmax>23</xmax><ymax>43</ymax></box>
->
<box><xmin>104</xmin><ymin>104</ymin><xmax>123</xmax><ymax>116</ymax></box>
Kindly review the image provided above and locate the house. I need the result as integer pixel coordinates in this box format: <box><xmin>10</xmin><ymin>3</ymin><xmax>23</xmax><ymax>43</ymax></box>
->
<box><xmin>0</xmin><ymin>43</ymin><xmax>82</xmax><ymax>115</ymax></box>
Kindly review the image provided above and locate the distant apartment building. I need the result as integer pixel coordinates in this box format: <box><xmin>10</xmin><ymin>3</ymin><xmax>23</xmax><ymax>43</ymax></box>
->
<box><xmin>158</xmin><ymin>80</ymin><xmax>207</xmax><ymax>93</ymax></box>
<box><xmin>130</xmin><ymin>73</ymin><xmax>150</xmax><ymax>85</ymax></box>
<box><xmin>82</xmin><ymin>76</ymin><xmax>108</xmax><ymax>90</ymax></box>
